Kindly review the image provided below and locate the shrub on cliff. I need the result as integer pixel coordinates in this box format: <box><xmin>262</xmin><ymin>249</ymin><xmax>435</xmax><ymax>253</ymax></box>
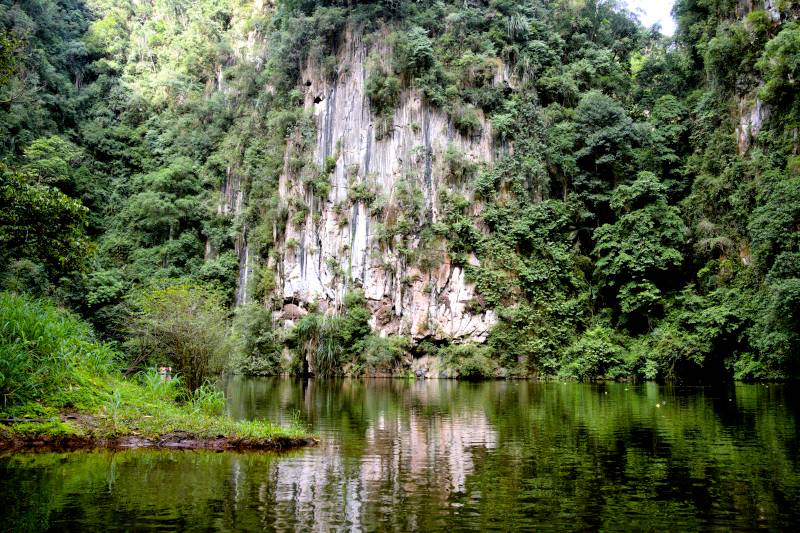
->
<box><xmin>366</xmin><ymin>67</ymin><xmax>401</xmax><ymax>139</ymax></box>
<box><xmin>560</xmin><ymin>326</ymin><xmax>626</xmax><ymax>381</ymax></box>
<box><xmin>288</xmin><ymin>290</ymin><xmax>373</xmax><ymax>376</ymax></box>
<box><xmin>362</xmin><ymin>335</ymin><xmax>409</xmax><ymax>374</ymax></box>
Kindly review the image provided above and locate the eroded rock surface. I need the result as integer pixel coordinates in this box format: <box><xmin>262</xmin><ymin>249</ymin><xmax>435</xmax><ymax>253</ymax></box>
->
<box><xmin>266</xmin><ymin>31</ymin><xmax>499</xmax><ymax>343</ymax></box>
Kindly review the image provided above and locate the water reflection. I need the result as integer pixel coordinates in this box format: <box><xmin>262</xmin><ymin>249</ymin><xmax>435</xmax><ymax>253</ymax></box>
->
<box><xmin>1</xmin><ymin>380</ymin><xmax>798</xmax><ymax>531</ymax></box>
<box><xmin>234</xmin><ymin>379</ymin><xmax>501</xmax><ymax>530</ymax></box>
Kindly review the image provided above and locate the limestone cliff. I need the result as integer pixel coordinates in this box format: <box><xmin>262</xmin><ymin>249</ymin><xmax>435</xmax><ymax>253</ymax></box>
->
<box><xmin>229</xmin><ymin>30</ymin><xmax>503</xmax><ymax>343</ymax></box>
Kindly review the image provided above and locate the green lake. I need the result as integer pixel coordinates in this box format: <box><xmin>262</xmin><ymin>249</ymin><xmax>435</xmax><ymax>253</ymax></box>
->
<box><xmin>1</xmin><ymin>379</ymin><xmax>798</xmax><ymax>531</ymax></box>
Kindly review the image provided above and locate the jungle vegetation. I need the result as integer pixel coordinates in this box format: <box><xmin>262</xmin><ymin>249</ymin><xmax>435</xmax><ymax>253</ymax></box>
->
<box><xmin>1</xmin><ymin>0</ymin><xmax>798</xmax><ymax>383</ymax></box>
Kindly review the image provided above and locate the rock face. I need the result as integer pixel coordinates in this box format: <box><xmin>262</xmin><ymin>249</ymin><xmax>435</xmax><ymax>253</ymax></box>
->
<box><xmin>270</xmin><ymin>31</ymin><xmax>498</xmax><ymax>342</ymax></box>
<box><xmin>736</xmin><ymin>0</ymin><xmax>782</xmax><ymax>20</ymax></box>
<box><xmin>736</xmin><ymin>95</ymin><xmax>770</xmax><ymax>154</ymax></box>
<box><xmin>213</xmin><ymin>27</ymin><xmax>267</xmax><ymax>307</ymax></box>
<box><xmin>217</xmin><ymin>166</ymin><xmax>253</xmax><ymax>307</ymax></box>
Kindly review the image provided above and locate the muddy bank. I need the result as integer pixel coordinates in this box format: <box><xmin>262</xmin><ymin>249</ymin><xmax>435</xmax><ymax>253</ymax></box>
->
<box><xmin>0</xmin><ymin>431</ymin><xmax>318</xmax><ymax>452</ymax></box>
<box><xmin>0</xmin><ymin>416</ymin><xmax>318</xmax><ymax>453</ymax></box>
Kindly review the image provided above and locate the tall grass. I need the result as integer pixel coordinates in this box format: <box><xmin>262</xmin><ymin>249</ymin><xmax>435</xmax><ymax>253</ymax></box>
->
<box><xmin>138</xmin><ymin>367</ymin><xmax>183</xmax><ymax>402</ymax></box>
<box><xmin>0</xmin><ymin>292</ymin><xmax>115</xmax><ymax>410</ymax></box>
<box><xmin>191</xmin><ymin>383</ymin><xmax>226</xmax><ymax>416</ymax></box>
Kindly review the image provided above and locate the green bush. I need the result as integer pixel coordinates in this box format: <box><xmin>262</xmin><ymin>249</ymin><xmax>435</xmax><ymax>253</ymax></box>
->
<box><xmin>560</xmin><ymin>326</ymin><xmax>625</xmax><ymax>381</ymax></box>
<box><xmin>362</xmin><ymin>335</ymin><xmax>409</xmax><ymax>373</ymax></box>
<box><xmin>366</xmin><ymin>68</ymin><xmax>402</xmax><ymax>140</ymax></box>
<box><xmin>392</xmin><ymin>26</ymin><xmax>434</xmax><ymax>77</ymax></box>
<box><xmin>703</xmin><ymin>21</ymin><xmax>751</xmax><ymax>92</ymax></box>
<box><xmin>196</xmin><ymin>251</ymin><xmax>240</xmax><ymax>296</ymax></box>
<box><xmin>126</xmin><ymin>283</ymin><xmax>232</xmax><ymax>391</ymax></box>
<box><xmin>593</xmin><ymin>172</ymin><xmax>685</xmax><ymax>326</ymax></box>
<box><xmin>451</xmin><ymin>105</ymin><xmax>482</xmax><ymax>137</ymax></box>
<box><xmin>444</xmin><ymin>343</ymin><xmax>498</xmax><ymax>380</ymax></box>
<box><xmin>0</xmin><ymin>169</ymin><xmax>89</xmax><ymax>280</ymax></box>
<box><xmin>291</xmin><ymin>313</ymin><xmax>342</xmax><ymax>376</ymax></box>
<box><xmin>288</xmin><ymin>290</ymin><xmax>373</xmax><ymax>376</ymax></box>
<box><xmin>443</xmin><ymin>143</ymin><xmax>477</xmax><ymax>182</ymax></box>
<box><xmin>757</xmin><ymin>22</ymin><xmax>800</xmax><ymax>105</ymax></box>
<box><xmin>231</xmin><ymin>304</ymin><xmax>284</xmax><ymax>376</ymax></box>
<box><xmin>0</xmin><ymin>259</ymin><xmax>49</xmax><ymax>296</ymax></box>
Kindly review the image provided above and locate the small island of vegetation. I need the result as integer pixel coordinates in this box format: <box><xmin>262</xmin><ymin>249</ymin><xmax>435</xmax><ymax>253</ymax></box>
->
<box><xmin>0</xmin><ymin>292</ymin><xmax>314</xmax><ymax>451</ymax></box>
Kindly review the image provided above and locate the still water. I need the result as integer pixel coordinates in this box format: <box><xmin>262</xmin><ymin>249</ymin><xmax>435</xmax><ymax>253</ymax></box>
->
<box><xmin>1</xmin><ymin>379</ymin><xmax>799</xmax><ymax>531</ymax></box>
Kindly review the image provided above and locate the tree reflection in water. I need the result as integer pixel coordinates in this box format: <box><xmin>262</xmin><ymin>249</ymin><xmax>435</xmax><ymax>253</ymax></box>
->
<box><xmin>1</xmin><ymin>380</ymin><xmax>798</xmax><ymax>531</ymax></box>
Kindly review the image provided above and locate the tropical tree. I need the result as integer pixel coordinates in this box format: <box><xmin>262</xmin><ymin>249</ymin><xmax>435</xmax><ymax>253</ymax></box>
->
<box><xmin>593</xmin><ymin>172</ymin><xmax>685</xmax><ymax>327</ymax></box>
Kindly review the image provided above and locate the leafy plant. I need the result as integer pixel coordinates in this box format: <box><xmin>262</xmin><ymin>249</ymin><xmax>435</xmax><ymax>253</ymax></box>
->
<box><xmin>126</xmin><ymin>283</ymin><xmax>232</xmax><ymax>391</ymax></box>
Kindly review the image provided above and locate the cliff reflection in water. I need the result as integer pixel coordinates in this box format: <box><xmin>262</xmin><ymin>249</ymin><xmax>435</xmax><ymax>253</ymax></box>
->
<box><xmin>1</xmin><ymin>379</ymin><xmax>798</xmax><ymax>531</ymax></box>
<box><xmin>231</xmin><ymin>379</ymin><xmax>500</xmax><ymax>528</ymax></box>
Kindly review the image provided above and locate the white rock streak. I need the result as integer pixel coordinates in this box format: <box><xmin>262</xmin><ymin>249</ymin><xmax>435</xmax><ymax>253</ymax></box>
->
<box><xmin>275</xmin><ymin>31</ymin><xmax>498</xmax><ymax>342</ymax></box>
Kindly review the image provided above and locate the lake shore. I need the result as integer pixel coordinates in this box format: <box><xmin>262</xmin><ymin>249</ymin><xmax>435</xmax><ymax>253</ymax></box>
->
<box><xmin>0</xmin><ymin>294</ymin><xmax>316</xmax><ymax>454</ymax></box>
<box><xmin>0</xmin><ymin>412</ymin><xmax>317</xmax><ymax>452</ymax></box>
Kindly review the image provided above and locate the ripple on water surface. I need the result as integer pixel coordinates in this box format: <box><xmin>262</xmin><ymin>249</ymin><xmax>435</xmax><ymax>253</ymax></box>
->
<box><xmin>1</xmin><ymin>380</ymin><xmax>798</xmax><ymax>531</ymax></box>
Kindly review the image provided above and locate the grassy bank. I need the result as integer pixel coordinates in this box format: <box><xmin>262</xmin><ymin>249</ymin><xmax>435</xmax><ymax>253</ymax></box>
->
<box><xmin>0</xmin><ymin>293</ymin><xmax>314</xmax><ymax>450</ymax></box>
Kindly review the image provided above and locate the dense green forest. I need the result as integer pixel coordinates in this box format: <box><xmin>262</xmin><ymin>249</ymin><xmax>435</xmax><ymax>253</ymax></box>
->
<box><xmin>1</xmin><ymin>0</ymin><xmax>798</xmax><ymax>384</ymax></box>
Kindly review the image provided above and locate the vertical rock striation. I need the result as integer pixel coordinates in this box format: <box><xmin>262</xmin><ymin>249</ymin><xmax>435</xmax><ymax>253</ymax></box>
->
<box><xmin>274</xmin><ymin>31</ymin><xmax>498</xmax><ymax>343</ymax></box>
